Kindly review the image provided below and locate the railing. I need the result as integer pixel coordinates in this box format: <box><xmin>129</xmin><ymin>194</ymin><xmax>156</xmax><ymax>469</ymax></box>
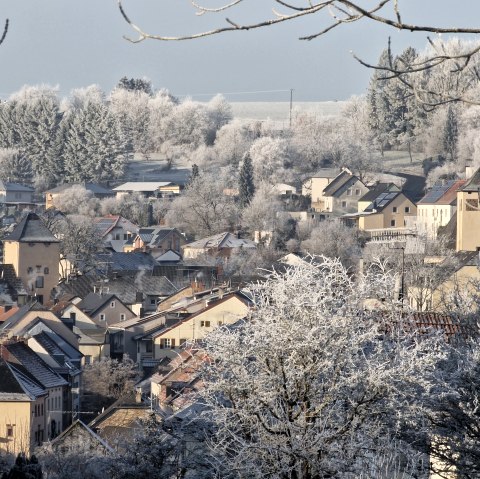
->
<box><xmin>366</xmin><ymin>228</ymin><xmax>416</xmax><ymax>243</ymax></box>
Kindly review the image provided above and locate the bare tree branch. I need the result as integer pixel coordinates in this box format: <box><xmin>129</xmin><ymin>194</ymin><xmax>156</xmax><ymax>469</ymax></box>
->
<box><xmin>0</xmin><ymin>19</ymin><xmax>9</xmax><ymax>46</ymax></box>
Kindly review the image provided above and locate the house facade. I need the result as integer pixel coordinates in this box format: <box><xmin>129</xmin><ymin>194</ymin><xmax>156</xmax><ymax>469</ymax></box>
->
<box><xmin>0</xmin><ymin>181</ymin><xmax>34</xmax><ymax>205</ymax></box>
<box><xmin>3</xmin><ymin>213</ymin><xmax>60</xmax><ymax>304</ymax></box>
<box><xmin>417</xmin><ymin>180</ymin><xmax>465</xmax><ymax>240</ymax></box>
<box><xmin>456</xmin><ymin>169</ymin><xmax>480</xmax><ymax>251</ymax></box>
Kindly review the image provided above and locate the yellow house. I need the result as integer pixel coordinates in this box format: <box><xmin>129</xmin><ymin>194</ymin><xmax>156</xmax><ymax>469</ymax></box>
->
<box><xmin>357</xmin><ymin>183</ymin><xmax>400</xmax><ymax>213</ymax></box>
<box><xmin>456</xmin><ymin>169</ymin><xmax>480</xmax><ymax>251</ymax></box>
<box><xmin>357</xmin><ymin>191</ymin><xmax>417</xmax><ymax>231</ymax></box>
<box><xmin>0</xmin><ymin>358</ymin><xmax>47</xmax><ymax>456</ymax></box>
<box><xmin>141</xmin><ymin>292</ymin><xmax>251</xmax><ymax>360</ymax></box>
<box><xmin>3</xmin><ymin>213</ymin><xmax>60</xmax><ymax>305</ymax></box>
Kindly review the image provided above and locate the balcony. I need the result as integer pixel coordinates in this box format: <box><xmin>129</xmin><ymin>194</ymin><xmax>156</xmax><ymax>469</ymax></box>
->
<box><xmin>366</xmin><ymin>228</ymin><xmax>416</xmax><ymax>243</ymax></box>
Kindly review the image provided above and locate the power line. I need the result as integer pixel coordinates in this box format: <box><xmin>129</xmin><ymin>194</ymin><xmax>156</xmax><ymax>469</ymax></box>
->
<box><xmin>176</xmin><ymin>89</ymin><xmax>292</xmax><ymax>99</ymax></box>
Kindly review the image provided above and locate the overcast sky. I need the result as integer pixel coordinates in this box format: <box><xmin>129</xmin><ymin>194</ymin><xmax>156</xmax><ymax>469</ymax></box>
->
<box><xmin>1</xmin><ymin>1</ymin><xmax>479</xmax><ymax>102</ymax></box>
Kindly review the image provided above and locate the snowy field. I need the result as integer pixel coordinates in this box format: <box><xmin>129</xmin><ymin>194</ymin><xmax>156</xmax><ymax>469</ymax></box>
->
<box><xmin>230</xmin><ymin>101</ymin><xmax>346</xmax><ymax>124</ymax></box>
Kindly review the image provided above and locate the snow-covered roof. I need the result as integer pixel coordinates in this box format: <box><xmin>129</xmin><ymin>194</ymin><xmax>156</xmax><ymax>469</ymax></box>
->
<box><xmin>184</xmin><ymin>232</ymin><xmax>257</xmax><ymax>250</ymax></box>
<box><xmin>112</xmin><ymin>182</ymin><xmax>173</xmax><ymax>192</ymax></box>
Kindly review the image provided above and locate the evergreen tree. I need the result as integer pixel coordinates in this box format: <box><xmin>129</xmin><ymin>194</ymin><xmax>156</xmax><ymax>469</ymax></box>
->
<box><xmin>117</xmin><ymin>76</ymin><xmax>153</xmax><ymax>95</ymax></box>
<box><xmin>366</xmin><ymin>49</ymin><xmax>396</xmax><ymax>156</ymax></box>
<box><xmin>443</xmin><ymin>105</ymin><xmax>458</xmax><ymax>161</ymax></box>
<box><xmin>0</xmin><ymin>149</ymin><xmax>33</xmax><ymax>184</ymax></box>
<box><xmin>190</xmin><ymin>163</ymin><xmax>200</xmax><ymax>184</ymax></box>
<box><xmin>2</xmin><ymin>454</ymin><xmax>42</xmax><ymax>479</ymax></box>
<box><xmin>63</xmin><ymin>100</ymin><xmax>127</xmax><ymax>182</ymax></box>
<box><xmin>238</xmin><ymin>153</ymin><xmax>255</xmax><ymax>208</ymax></box>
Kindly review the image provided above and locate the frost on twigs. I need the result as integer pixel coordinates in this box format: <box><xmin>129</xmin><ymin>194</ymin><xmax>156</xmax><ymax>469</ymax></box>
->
<box><xmin>200</xmin><ymin>256</ymin><xmax>443</xmax><ymax>478</ymax></box>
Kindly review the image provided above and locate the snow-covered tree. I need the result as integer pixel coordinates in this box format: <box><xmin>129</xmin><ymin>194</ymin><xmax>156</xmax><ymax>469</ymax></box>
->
<box><xmin>301</xmin><ymin>220</ymin><xmax>362</xmax><ymax>270</ymax></box>
<box><xmin>165</xmin><ymin>170</ymin><xmax>239</xmax><ymax>238</ymax></box>
<box><xmin>249</xmin><ymin>136</ymin><xmax>288</xmax><ymax>183</ymax></box>
<box><xmin>201</xmin><ymin>257</ymin><xmax>444</xmax><ymax>478</ymax></box>
<box><xmin>62</xmin><ymin>99</ymin><xmax>127</xmax><ymax>182</ymax></box>
<box><xmin>0</xmin><ymin>148</ymin><xmax>33</xmax><ymax>184</ymax></box>
<box><xmin>238</xmin><ymin>152</ymin><xmax>255</xmax><ymax>208</ymax></box>
<box><xmin>443</xmin><ymin>105</ymin><xmax>459</xmax><ymax>162</ymax></box>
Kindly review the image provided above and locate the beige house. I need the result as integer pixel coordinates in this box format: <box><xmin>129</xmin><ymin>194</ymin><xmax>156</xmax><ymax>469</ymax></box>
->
<box><xmin>77</xmin><ymin>293</ymin><xmax>136</xmax><ymax>327</ymax></box>
<box><xmin>356</xmin><ymin>191</ymin><xmax>417</xmax><ymax>231</ymax></box>
<box><xmin>0</xmin><ymin>358</ymin><xmax>47</xmax><ymax>456</ymax></box>
<box><xmin>417</xmin><ymin>180</ymin><xmax>465</xmax><ymax>240</ymax></box>
<box><xmin>303</xmin><ymin>169</ymin><xmax>369</xmax><ymax>215</ymax></box>
<box><xmin>456</xmin><ymin>169</ymin><xmax>480</xmax><ymax>251</ymax></box>
<box><xmin>140</xmin><ymin>292</ymin><xmax>251</xmax><ymax>360</ymax></box>
<box><xmin>3</xmin><ymin>213</ymin><xmax>60</xmax><ymax>305</ymax></box>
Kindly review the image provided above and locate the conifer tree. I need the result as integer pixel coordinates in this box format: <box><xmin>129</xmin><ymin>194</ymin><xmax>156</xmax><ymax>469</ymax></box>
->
<box><xmin>443</xmin><ymin>105</ymin><xmax>458</xmax><ymax>162</ymax></box>
<box><xmin>238</xmin><ymin>152</ymin><xmax>255</xmax><ymax>207</ymax></box>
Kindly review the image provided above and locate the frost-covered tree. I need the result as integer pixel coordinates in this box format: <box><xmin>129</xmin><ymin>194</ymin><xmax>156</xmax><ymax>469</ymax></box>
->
<box><xmin>443</xmin><ymin>105</ymin><xmax>459</xmax><ymax>162</ymax></box>
<box><xmin>238</xmin><ymin>152</ymin><xmax>255</xmax><ymax>208</ymax></box>
<box><xmin>109</xmin><ymin>87</ymin><xmax>153</xmax><ymax>154</ymax></box>
<box><xmin>205</xmin><ymin>94</ymin><xmax>233</xmax><ymax>145</ymax></box>
<box><xmin>201</xmin><ymin>257</ymin><xmax>443</xmax><ymax>478</ymax></box>
<box><xmin>301</xmin><ymin>220</ymin><xmax>362</xmax><ymax>270</ymax></box>
<box><xmin>62</xmin><ymin>99</ymin><xmax>127</xmax><ymax>182</ymax></box>
<box><xmin>50</xmin><ymin>185</ymin><xmax>99</xmax><ymax>215</ymax></box>
<box><xmin>249</xmin><ymin>136</ymin><xmax>288</xmax><ymax>183</ymax></box>
<box><xmin>0</xmin><ymin>148</ymin><xmax>33</xmax><ymax>184</ymax></box>
<box><xmin>165</xmin><ymin>170</ymin><xmax>239</xmax><ymax>237</ymax></box>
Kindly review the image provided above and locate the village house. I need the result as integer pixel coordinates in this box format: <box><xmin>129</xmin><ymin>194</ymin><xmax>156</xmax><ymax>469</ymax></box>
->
<box><xmin>138</xmin><ymin>292</ymin><xmax>252</xmax><ymax>360</ymax></box>
<box><xmin>417</xmin><ymin>180</ymin><xmax>466</xmax><ymax>241</ymax></box>
<box><xmin>2</xmin><ymin>342</ymin><xmax>68</xmax><ymax>441</ymax></box>
<box><xmin>93</xmin><ymin>215</ymin><xmax>139</xmax><ymax>253</ymax></box>
<box><xmin>112</xmin><ymin>181</ymin><xmax>182</xmax><ymax>199</ymax></box>
<box><xmin>128</xmin><ymin>227</ymin><xmax>186</xmax><ymax>258</ymax></box>
<box><xmin>456</xmin><ymin>168</ymin><xmax>480</xmax><ymax>251</ymax></box>
<box><xmin>182</xmin><ymin>232</ymin><xmax>256</xmax><ymax>260</ymax></box>
<box><xmin>45</xmin><ymin>183</ymin><xmax>114</xmax><ymax>210</ymax></box>
<box><xmin>3</xmin><ymin>213</ymin><xmax>60</xmax><ymax>305</ymax></box>
<box><xmin>0</xmin><ymin>181</ymin><xmax>35</xmax><ymax>206</ymax></box>
<box><xmin>0</xmin><ymin>357</ymin><xmax>48</xmax><ymax>456</ymax></box>
<box><xmin>303</xmin><ymin>168</ymin><xmax>369</xmax><ymax>215</ymax></box>
<box><xmin>77</xmin><ymin>292</ymin><xmax>136</xmax><ymax>327</ymax></box>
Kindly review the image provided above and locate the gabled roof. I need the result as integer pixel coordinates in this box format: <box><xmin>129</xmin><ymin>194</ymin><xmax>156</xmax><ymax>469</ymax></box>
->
<box><xmin>136</xmin><ymin>227</ymin><xmax>180</xmax><ymax>247</ymax></box>
<box><xmin>77</xmin><ymin>293</ymin><xmax>122</xmax><ymax>316</ymax></box>
<box><xmin>50</xmin><ymin>419</ymin><xmax>114</xmax><ymax>453</ymax></box>
<box><xmin>418</xmin><ymin>180</ymin><xmax>466</xmax><ymax>205</ymax></box>
<box><xmin>93</xmin><ymin>215</ymin><xmax>139</xmax><ymax>238</ymax></box>
<box><xmin>359</xmin><ymin>183</ymin><xmax>400</xmax><ymax>203</ymax></box>
<box><xmin>112</xmin><ymin>182</ymin><xmax>174</xmax><ymax>192</ymax></box>
<box><xmin>46</xmin><ymin>183</ymin><xmax>113</xmax><ymax>195</ymax></box>
<box><xmin>4</xmin><ymin>213</ymin><xmax>59</xmax><ymax>243</ymax></box>
<box><xmin>184</xmin><ymin>232</ymin><xmax>256</xmax><ymax>250</ymax></box>
<box><xmin>0</xmin><ymin>181</ymin><xmax>34</xmax><ymax>193</ymax></box>
<box><xmin>0</xmin><ymin>359</ymin><xmax>46</xmax><ymax>401</ymax></box>
<box><xmin>99</xmin><ymin>276</ymin><xmax>178</xmax><ymax>305</ymax></box>
<box><xmin>461</xmin><ymin>168</ymin><xmax>480</xmax><ymax>192</ymax></box>
<box><xmin>322</xmin><ymin>170</ymin><xmax>361</xmax><ymax>197</ymax></box>
<box><xmin>156</xmin><ymin>250</ymin><xmax>182</xmax><ymax>263</ymax></box>
<box><xmin>32</xmin><ymin>330</ymin><xmax>82</xmax><ymax>362</ymax></box>
<box><xmin>6</xmin><ymin>342</ymin><xmax>68</xmax><ymax>389</ymax></box>
<box><xmin>94</xmin><ymin>252</ymin><xmax>158</xmax><ymax>273</ymax></box>
<box><xmin>364</xmin><ymin>191</ymin><xmax>405</xmax><ymax>213</ymax></box>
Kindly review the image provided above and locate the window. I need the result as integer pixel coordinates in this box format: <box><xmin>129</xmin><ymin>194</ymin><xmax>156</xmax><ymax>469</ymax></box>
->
<box><xmin>150</xmin><ymin>298</ymin><xmax>156</xmax><ymax>305</ymax></box>
<box><xmin>99</xmin><ymin>314</ymin><xmax>106</xmax><ymax>321</ymax></box>
<box><xmin>27</xmin><ymin>267</ymin><xmax>33</xmax><ymax>274</ymax></box>
<box><xmin>164</xmin><ymin>338</ymin><xmax>172</xmax><ymax>348</ymax></box>
<box><xmin>84</xmin><ymin>355</ymin><xmax>92</xmax><ymax>365</ymax></box>
<box><xmin>7</xmin><ymin>426</ymin><xmax>13</xmax><ymax>438</ymax></box>
<box><xmin>115</xmin><ymin>233</ymin><xmax>121</xmax><ymax>240</ymax></box>
<box><xmin>466</xmin><ymin>199</ymin><xmax>479</xmax><ymax>211</ymax></box>
<box><xmin>146</xmin><ymin>341</ymin><xmax>153</xmax><ymax>353</ymax></box>
<box><xmin>341</xmin><ymin>201</ymin><xmax>347</xmax><ymax>208</ymax></box>
<box><xmin>392</xmin><ymin>207</ymin><xmax>398</xmax><ymax>213</ymax></box>
<box><xmin>36</xmin><ymin>265</ymin><xmax>42</xmax><ymax>273</ymax></box>
<box><xmin>70</xmin><ymin>312</ymin><xmax>76</xmax><ymax>323</ymax></box>
<box><xmin>217</xmin><ymin>321</ymin><xmax>223</xmax><ymax>326</ymax></box>
<box><xmin>200</xmin><ymin>321</ymin><xmax>211</xmax><ymax>327</ymax></box>
<box><xmin>120</xmin><ymin>314</ymin><xmax>126</xmax><ymax>321</ymax></box>
<box><xmin>35</xmin><ymin>276</ymin><xmax>44</xmax><ymax>288</ymax></box>
<box><xmin>404</xmin><ymin>206</ymin><xmax>410</xmax><ymax>213</ymax></box>
<box><xmin>110</xmin><ymin>301</ymin><xmax>116</xmax><ymax>308</ymax></box>
<box><xmin>390</xmin><ymin>219</ymin><xmax>396</xmax><ymax>227</ymax></box>
<box><xmin>346</xmin><ymin>189</ymin><xmax>352</xmax><ymax>196</ymax></box>
<box><xmin>44</xmin><ymin>267</ymin><xmax>49</xmax><ymax>275</ymax></box>
<box><xmin>180</xmin><ymin>338</ymin><xmax>187</xmax><ymax>346</ymax></box>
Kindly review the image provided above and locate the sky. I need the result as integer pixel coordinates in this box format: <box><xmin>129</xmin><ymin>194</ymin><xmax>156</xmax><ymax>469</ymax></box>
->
<box><xmin>1</xmin><ymin>1</ymin><xmax>480</xmax><ymax>102</ymax></box>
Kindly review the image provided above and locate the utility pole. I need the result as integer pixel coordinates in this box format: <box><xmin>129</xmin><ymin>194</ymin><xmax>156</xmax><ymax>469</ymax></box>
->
<box><xmin>289</xmin><ymin>88</ymin><xmax>294</xmax><ymax>128</ymax></box>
